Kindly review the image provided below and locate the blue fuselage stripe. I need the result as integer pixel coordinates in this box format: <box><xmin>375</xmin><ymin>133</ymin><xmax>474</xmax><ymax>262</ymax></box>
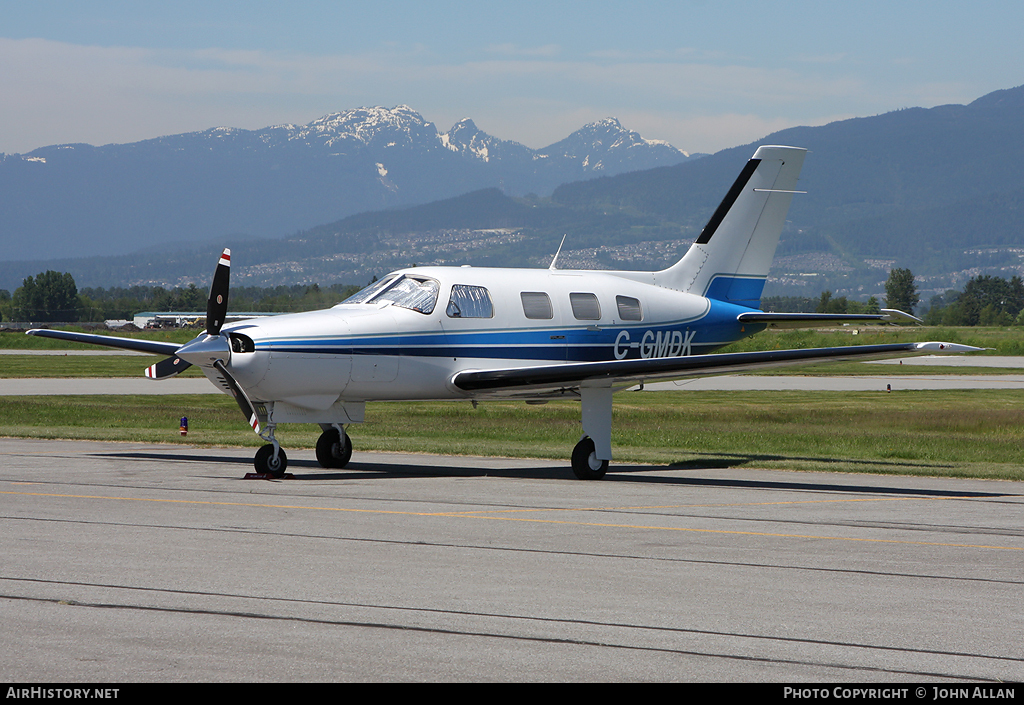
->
<box><xmin>255</xmin><ymin>300</ymin><xmax>764</xmax><ymax>362</ymax></box>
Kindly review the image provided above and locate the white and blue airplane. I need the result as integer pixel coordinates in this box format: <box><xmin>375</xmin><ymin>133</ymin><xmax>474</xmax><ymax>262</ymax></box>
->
<box><xmin>29</xmin><ymin>146</ymin><xmax>979</xmax><ymax>479</ymax></box>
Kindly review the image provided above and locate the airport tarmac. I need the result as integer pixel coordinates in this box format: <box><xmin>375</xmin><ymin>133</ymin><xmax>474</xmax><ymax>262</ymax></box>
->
<box><xmin>1</xmin><ymin>437</ymin><xmax>1021</xmax><ymax>682</ymax></box>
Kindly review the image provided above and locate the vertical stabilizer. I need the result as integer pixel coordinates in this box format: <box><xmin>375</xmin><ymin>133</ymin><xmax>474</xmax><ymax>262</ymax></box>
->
<box><xmin>656</xmin><ymin>146</ymin><xmax>806</xmax><ymax>307</ymax></box>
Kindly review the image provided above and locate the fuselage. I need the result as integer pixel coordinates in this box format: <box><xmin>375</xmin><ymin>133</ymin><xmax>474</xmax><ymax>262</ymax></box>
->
<box><xmin>213</xmin><ymin>265</ymin><xmax>766</xmax><ymax>407</ymax></box>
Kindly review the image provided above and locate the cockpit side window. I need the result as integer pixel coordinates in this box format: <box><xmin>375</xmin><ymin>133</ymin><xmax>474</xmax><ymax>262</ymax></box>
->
<box><xmin>340</xmin><ymin>275</ymin><xmax>399</xmax><ymax>305</ymax></box>
<box><xmin>446</xmin><ymin>285</ymin><xmax>494</xmax><ymax>318</ymax></box>
<box><xmin>340</xmin><ymin>274</ymin><xmax>439</xmax><ymax>314</ymax></box>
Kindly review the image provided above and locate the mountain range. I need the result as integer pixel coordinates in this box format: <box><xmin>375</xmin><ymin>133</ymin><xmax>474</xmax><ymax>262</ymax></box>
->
<box><xmin>551</xmin><ymin>84</ymin><xmax>1024</xmax><ymax>298</ymax></box>
<box><xmin>2</xmin><ymin>85</ymin><xmax>1024</xmax><ymax>304</ymax></box>
<box><xmin>0</xmin><ymin>107</ymin><xmax>694</xmax><ymax>262</ymax></box>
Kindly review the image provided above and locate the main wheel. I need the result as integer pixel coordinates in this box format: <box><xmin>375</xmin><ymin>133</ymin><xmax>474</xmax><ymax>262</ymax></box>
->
<box><xmin>571</xmin><ymin>437</ymin><xmax>608</xmax><ymax>480</ymax></box>
<box><xmin>254</xmin><ymin>444</ymin><xmax>288</xmax><ymax>478</ymax></box>
<box><xmin>315</xmin><ymin>428</ymin><xmax>352</xmax><ymax>469</ymax></box>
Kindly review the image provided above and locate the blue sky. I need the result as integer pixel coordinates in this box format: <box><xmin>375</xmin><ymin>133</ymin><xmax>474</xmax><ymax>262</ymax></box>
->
<box><xmin>2</xmin><ymin>1</ymin><xmax>1022</xmax><ymax>155</ymax></box>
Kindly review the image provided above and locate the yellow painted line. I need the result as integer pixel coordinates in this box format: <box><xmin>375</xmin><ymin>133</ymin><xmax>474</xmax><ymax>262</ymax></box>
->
<box><xmin>0</xmin><ymin>490</ymin><xmax>424</xmax><ymax>516</ymax></box>
<box><xmin>2</xmin><ymin>489</ymin><xmax>1020</xmax><ymax>552</ymax></box>
<box><xmin>440</xmin><ymin>496</ymin><xmax>971</xmax><ymax>515</ymax></box>
<box><xmin>448</xmin><ymin>513</ymin><xmax>1024</xmax><ymax>552</ymax></box>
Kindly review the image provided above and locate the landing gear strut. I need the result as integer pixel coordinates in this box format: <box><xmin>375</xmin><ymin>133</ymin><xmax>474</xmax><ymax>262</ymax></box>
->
<box><xmin>316</xmin><ymin>426</ymin><xmax>352</xmax><ymax>469</ymax></box>
<box><xmin>254</xmin><ymin>423</ymin><xmax>288</xmax><ymax>477</ymax></box>
<box><xmin>571</xmin><ymin>436</ymin><xmax>608</xmax><ymax>480</ymax></box>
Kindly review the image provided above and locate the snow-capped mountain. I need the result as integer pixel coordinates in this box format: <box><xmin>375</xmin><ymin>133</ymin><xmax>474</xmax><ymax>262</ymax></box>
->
<box><xmin>543</xmin><ymin>117</ymin><xmax>692</xmax><ymax>174</ymax></box>
<box><xmin>441</xmin><ymin>118</ymin><xmax>537</xmax><ymax>164</ymax></box>
<box><xmin>0</xmin><ymin>106</ymin><xmax>694</xmax><ymax>261</ymax></box>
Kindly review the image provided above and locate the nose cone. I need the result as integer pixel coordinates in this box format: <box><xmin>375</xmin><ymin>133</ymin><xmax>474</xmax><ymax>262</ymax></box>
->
<box><xmin>175</xmin><ymin>334</ymin><xmax>232</xmax><ymax>367</ymax></box>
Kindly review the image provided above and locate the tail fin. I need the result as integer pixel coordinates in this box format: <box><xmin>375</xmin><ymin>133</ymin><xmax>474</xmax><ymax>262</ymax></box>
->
<box><xmin>656</xmin><ymin>145</ymin><xmax>806</xmax><ymax>307</ymax></box>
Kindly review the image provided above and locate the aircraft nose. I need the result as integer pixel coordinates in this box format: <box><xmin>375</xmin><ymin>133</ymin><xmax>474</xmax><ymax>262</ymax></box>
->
<box><xmin>224</xmin><ymin>331</ymin><xmax>270</xmax><ymax>389</ymax></box>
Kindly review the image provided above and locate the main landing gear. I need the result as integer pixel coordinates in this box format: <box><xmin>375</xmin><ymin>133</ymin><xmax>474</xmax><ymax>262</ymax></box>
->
<box><xmin>571</xmin><ymin>436</ymin><xmax>608</xmax><ymax>481</ymax></box>
<box><xmin>315</xmin><ymin>426</ymin><xmax>353</xmax><ymax>469</ymax></box>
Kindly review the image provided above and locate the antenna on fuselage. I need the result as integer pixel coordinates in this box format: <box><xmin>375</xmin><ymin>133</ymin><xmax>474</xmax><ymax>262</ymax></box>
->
<box><xmin>549</xmin><ymin>234</ymin><xmax>568</xmax><ymax>271</ymax></box>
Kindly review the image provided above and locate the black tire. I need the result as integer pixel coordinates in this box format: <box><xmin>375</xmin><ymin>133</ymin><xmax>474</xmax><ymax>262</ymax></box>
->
<box><xmin>254</xmin><ymin>444</ymin><xmax>288</xmax><ymax>478</ymax></box>
<box><xmin>571</xmin><ymin>437</ymin><xmax>608</xmax><ymax>480</ymax></box>
<box><xmin>315</xmin><ymin>428</ymin><xmax>352</xmax><ymax>469</ymax></box>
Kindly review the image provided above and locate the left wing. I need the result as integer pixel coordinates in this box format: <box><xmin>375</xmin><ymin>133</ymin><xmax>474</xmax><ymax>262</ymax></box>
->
<box><xmin>451</xmin><ymin>341</ymin><xmax>981</xmax><ymax>395</ymax></box>
<box><xmin>25</xmin><ymin>329</ymin><xmax>182</xmax><ymax>356</ymax></box>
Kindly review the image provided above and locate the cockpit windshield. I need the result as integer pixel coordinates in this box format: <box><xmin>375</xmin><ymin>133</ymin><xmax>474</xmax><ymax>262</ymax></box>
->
<box><xmin>339</xmin><ymin>274</ymin><xmax>439</xmax><ymax>314</ymax></box>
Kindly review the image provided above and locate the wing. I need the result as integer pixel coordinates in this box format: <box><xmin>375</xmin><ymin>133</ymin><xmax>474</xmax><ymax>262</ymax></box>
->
<box><xmin>25</xmin><ymin>329</ymin><xmax>182</xmax><ymax>356</ymax></box>
<box><xmin>736</xmin><ymin>308</ymin><xmax>922</xmax><ymax>328</ymax></box>
<box><xmin>451</xmin><ymin>341</ymin><xmax>981</xmax><ymax>396</ymax></box>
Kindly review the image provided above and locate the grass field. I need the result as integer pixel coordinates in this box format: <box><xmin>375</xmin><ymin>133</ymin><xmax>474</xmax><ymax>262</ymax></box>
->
<box><xmin>1</xmin><ymin>390</ymin><xmax>1022</xmax><ymax>481</ymax></box>
<box><xmin>2</xmin><ymin>325</ymin><xmax>1022</xmax><ymax>480</ymax></box>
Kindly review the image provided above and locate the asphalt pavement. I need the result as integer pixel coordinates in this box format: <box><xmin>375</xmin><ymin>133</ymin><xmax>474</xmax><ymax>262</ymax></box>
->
<box><xmin>1</xmin><ymin>438</ymin><xmax>1021</xmax><ymax>682</ymax></box>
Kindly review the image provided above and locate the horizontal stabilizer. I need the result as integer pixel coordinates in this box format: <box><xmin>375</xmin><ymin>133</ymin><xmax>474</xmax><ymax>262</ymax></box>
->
<box><xmin>737</xmin><ymin>308</ymin><xmax>922</xmax><ymax>329</ymax></box>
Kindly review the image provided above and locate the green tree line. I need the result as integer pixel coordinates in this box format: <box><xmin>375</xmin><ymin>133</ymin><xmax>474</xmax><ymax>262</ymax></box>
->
<box><xmin>6</xmin><ymin>267</ymin><xmax>1024</xmax><ymax>327</ymax></box>
<box><xmin>924</xmin><ymin>275</ymin><xmax>1024</xmax><ymax>326</ymax></box>
<box><xmin>0</xmin><ymin>271</ymin><xmax>362</xmax><ymax>323</ymax></box>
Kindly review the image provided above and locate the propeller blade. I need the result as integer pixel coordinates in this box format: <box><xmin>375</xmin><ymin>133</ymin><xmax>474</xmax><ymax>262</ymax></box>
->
<box><xmin>206</xmin><ymin>248</ymin><xmax>231</xmax><ymax>336</ymax></box>
<box><xmin>213</xmin><ymin>359</ymin><xmax>261</xmax><ymax>435</ymax></box>
<box><xmin>144</xmin><ymin>355</ymin><xmax>193</xmax><ymax>380</ymax></box>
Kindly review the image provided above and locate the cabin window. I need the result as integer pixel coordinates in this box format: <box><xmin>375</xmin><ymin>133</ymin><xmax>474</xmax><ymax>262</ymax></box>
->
<box><xmin>447</xmin><ymin>285</ymin><xmax>494</xmax><ymax>318</ymax></box>
<box><xmin>569</xmin><ymin>292</ymin><xmax>601</xmax><ymax>321</ymax></box>
<box><xmin>616</xmin><ymin>295</ymin><xmax>643</xmax><ymax>321</ymax></box>
<box><xmin>340</xmin><ymin>274</ymin><xmax>439</xmax><ymax>314</ymax></box>
<box><xmin>521</xmin><ymin>292</ymin><xmax>553</xmax><ymax>320</ymax></box>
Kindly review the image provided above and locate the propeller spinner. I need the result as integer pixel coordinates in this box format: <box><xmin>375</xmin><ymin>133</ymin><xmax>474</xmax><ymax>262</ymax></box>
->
<box><xmin>144</xmin><ymin>248</ymin><xmax>234</xmax><ymax>379</ymax></box>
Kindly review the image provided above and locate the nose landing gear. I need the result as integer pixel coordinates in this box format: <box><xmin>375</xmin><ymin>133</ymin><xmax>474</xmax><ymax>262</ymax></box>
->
<box><xmin>253</xmin><ymin>423</ymin><xmax>288</xmax><ymax>478</ymax></box>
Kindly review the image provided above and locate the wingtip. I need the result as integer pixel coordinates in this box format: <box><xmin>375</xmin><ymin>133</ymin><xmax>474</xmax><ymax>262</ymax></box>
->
<box><xmin>913</xmin><ymin>342</ymin><xmax>986</xmax><ymax>353</ymax></box>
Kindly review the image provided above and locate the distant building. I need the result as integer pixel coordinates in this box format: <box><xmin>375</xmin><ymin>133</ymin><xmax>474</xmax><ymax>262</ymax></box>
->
<box><xmin>132</xmin><ymin>312</ymin><xmax>280</xmax><ymax>329</ymax></box>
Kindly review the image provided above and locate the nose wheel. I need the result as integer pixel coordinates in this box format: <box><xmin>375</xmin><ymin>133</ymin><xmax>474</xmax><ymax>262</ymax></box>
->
<box><xmin>254</xmin><ymin>443</ymin><xmax>288</xmax><ymax>478</ymax></box>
